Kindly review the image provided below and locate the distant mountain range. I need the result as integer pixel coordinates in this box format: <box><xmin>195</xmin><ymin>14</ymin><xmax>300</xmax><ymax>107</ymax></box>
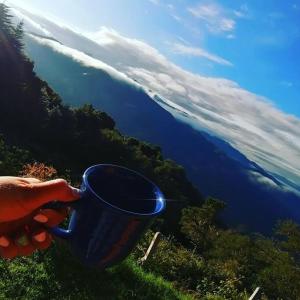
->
<box><xmin>11</xmin><ymin>7</ymin><xmax>300</xmax><ymax>233</ymax></box>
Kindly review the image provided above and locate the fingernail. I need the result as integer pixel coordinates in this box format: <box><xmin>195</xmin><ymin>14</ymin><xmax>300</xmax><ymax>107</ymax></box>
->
<box><xmin>33</xmin><ymin>232</ymin><xmax>46</xmax><ymax>242</ymax></box>
<box><xmin>0</xmin><ymin>236</ymin><xmax>10</xmax><ymax>247</ymax></box>
<box><xmin>34</xmin><ymin>214</ymin><xmax>49</xmax><ymax>223</ymax></box>
<box><xmin>17</xmin><ymin>235</ymin><xmax>29</xmax><ymax>246</ymax></box>
<box><xmin>71</xmin><ymin>187</ymin><xmax>81</xmax><ymax>198</ymax></box>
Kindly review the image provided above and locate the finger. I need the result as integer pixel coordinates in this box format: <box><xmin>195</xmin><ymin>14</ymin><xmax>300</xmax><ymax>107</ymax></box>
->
<box><xmin>33</xmin><ymin>208</ymin><xmax>68</xmax><ymax>227</ymax></box>
<box><xmin>0</xmin><ymin>177</ymin><xmax>40</xmax><ymax>183</ymax></box>
<box><xmin>0</xmin><ymin>213</ymin><xmax>38</xmax><ymax>236</ymax></box>
<box><xmin>0</xmin><ymin>237</ymin><xmax>18</xmax><ymax>259</ymax></box>
<box><xmin>19</xmin><ymin>178</ymin><xmax>41</xmax><ymax>184</ymax></box>
<box><xmin>22</xmin><ymin>179</ymin><xmax>81</xmax><ymax>210</ymax></box>
<box><xmin>0</xmin><ymin>236</ymin><xmax>10</xmax><ymax>247</ymax></box>
<box><xmin>31</xmin><ymin>230</ymin><xmax>52</xmax><ymax>250</ymax></box>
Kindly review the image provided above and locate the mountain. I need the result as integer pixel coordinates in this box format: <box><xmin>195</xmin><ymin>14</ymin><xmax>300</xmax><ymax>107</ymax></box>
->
<box><xmin>20</xmin><ymin>33</ymin><xmax>300</xmax><ymax>234</ymax></box>
<box><xmin>10</xmin><ymin>6</ymin><xmax>300</xmax><ymax>189</ymax></box>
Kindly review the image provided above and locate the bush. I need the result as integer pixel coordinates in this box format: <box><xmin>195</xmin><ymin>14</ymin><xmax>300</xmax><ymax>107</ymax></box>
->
<box><xmin>135</xmin><ymin>232</ymin><xmax>204</xmax><ymax>290</ymax></box>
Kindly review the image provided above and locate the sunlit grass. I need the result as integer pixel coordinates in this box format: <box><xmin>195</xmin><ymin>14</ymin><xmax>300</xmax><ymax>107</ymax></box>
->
<box><xmin>0</xmin><ymin>243</ymin><xmax>194</xmax><ymax>300</ymax></box>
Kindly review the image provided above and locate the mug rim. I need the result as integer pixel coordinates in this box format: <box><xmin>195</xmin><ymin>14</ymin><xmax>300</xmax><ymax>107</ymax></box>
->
<box><xmin>82</xmin><ymin>164</ymin><xmax>166</xmax><ymax>216</ymax></box>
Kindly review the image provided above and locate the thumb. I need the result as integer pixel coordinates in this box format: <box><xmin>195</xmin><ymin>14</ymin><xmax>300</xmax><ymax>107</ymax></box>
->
<box><xmin>24</xmin><ymin>179</ymin><xmax>81</xmax><ymax>210</ymax></box>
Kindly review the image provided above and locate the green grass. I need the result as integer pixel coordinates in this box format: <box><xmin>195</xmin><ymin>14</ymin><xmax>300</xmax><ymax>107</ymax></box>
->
<box><xmin>0</xmin><ymin>243</ymin><xmax>194</xmax><ymax>300</ymax></box>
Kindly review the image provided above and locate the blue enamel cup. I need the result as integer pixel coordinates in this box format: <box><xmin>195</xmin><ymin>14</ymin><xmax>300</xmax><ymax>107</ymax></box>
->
<box><xmin>49</xmin><ymin>164</ymin><xmax>166</xmax><ymax>268</ymax></box>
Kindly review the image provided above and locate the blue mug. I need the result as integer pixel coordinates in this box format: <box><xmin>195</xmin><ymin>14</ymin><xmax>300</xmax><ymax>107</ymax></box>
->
<box><xmin>48</xmin><ymin>164</ymin><xmax>166</xmax><ymax>268</ymax></box>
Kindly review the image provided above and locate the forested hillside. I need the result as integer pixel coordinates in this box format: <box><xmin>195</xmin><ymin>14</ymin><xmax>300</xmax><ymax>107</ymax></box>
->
<box><xmin>1</xmin><ymin>4</ymin><xmax>300</xmax><ymax>299</ymax></box>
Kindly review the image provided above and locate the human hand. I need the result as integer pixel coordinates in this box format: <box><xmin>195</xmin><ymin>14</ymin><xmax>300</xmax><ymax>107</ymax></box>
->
<box><xmin>0</xmin><ymin>177</ymin><xmax>80</xmax><ymax>259</ymax></box>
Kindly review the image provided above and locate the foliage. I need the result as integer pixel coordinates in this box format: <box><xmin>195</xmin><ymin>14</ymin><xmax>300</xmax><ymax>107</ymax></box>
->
<box><xmin>0</xmin><ymin>136</ymin><xmax>30</xmax><ymax>175</ymax></box>
<box><xmin>184</xmin><ymin>206</ymin><xmax>300</xmax><ymax>299</ymax></box>
<box><xmin>180</xmin><ymin>198</ymin><xmax>225</xmax><ymax>251</ymax></box>
<box><xmin>20</xmin><ymin>163</ymin><xmax>58</xmax><ymax>181</ymax></box>
<box><xmin>134</xmin><ymin>231</ymin><xmax>204</xmax><ymax>291</ymax></box>
<box><xmin>0</xmin><ymin>244</ymin><xmax>192</xmax><ymax>300</ymax></box>
<box><xmin>133</xmin><ymin>201</ymin><xmax>300</xmax><ymax>299</ymax></box>
<box><xmin>275</xmin><ymin>220</ymin><xmax>300</xmax><ymax>261</ymax></box>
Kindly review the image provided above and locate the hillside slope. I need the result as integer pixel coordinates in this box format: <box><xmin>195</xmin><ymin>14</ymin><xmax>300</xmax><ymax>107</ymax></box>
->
<box><xmin>24</xmin><ymin>35</ymin><xmax>300</xmax><ymax>233</ymax></box>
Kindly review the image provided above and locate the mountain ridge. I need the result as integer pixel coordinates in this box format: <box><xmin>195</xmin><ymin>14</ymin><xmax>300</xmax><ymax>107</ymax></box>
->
<box><xmin>23</xmin><ymin>33</ymin><xmax>300</xmax><ymax>234</ymax></box>
<box><xmin>11</xmin><ymin>5</ymin><xmax>300</xmax><ymax>186</ymax></box>
<box><xmin>23</xmin><ymin>31</ymin><xmax>285</xmax><ymax>190</ymax></box>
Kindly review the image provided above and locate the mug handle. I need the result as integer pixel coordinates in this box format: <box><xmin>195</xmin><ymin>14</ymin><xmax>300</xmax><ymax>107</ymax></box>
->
<box><xmin>42</xmin><ymin>201</ymin><xmax>80</xmax><ymax>239</ymax></box>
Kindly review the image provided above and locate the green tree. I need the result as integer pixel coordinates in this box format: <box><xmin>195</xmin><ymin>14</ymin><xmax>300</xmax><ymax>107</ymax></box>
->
<box><xmin>0</xmin><ymin>4</ymin><xmax>24</xmax><ymax>59</ymax></box>
<box><xmin>180</xmin><ymin>198</ymin><xmax>225</xmax><ymax>251</ymax></box>
<box><xmin>254</xmin><ymin>236</ymin><xmax>300</xmax><ymax>299</ymax></box>
<box><xmin>0</xmin><ymin>3</ymin><xmax>12</xmax><ymax>37</ymax></box>
<box><xmin>276</xmin><ymin>220</ymin><xmax>300</xmax><ymax>262</ymax></box>
<box><xmin>0</xmin><ymin>136</ymin><xmax>30</xmax><ymax>175</ymax></box>
<box><xmin>12</xmin><ymin>21</ymin><xmax>24</xmax><ymax>52</ymax></box>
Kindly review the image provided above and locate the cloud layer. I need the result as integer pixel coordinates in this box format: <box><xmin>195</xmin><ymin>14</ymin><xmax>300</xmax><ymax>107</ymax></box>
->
<box><xmin>171</xmin><ymin>42</ymin><xmax>233</xmax><ymax>66</ymax></box>
<box><xmin>187</xmin><ymin>2</ymin><xmax>236</xmax><ymax>34</ymax></box>
<box><xmin>15</xmin><ymin>8</ymin><xmax>300</xmax><ymax>186</ymax></box>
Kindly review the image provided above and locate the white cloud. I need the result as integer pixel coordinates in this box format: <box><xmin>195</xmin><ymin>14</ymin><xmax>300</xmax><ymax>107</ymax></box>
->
<box><xmin>219</xmin><ymin>18</ymin><xmax>235</xmax><ymax>32</ymax></box>
<box><xmin>148</xmin><ymin>0</ymin><xmax>181</xmax><ymax>23</ymax></box>
<box><xmin>234</xmin><ymin>4</ymin><xmax>249</xmax><ymax>18</ymax></box>
<box><xmin>188</xmin><ymin>2</ymin><xmax>236</xmax><ymax>33</ymax></box>
<box><xmin>171</xmin><ymin>14</ymin><xmax>182</xmax><ymax>22</ymax></box>
<box><xmin>249</xmin><ymin>171</ymin><xmax>279</xmax><ymax>188</ymax></box>
<box><xmin>27</xmin><ymin>34</ymin><xmax>140</xmax><ymax>87</ymax></box>
<box><xmin>188</xmin><ymin>3</ymin><xmax>220</xmax><ymax>18</ymax></box>
<box><xmin>14</xmin><ymin>8</ymin><xmax>300</xmax><ymax>186</ymax></box>
<box><xmin>171</xmin><ymin>43</ymin><xmax>233</xmax><ymax>66</ymax></box>
<box><xmin>10</xmin><ymin>8</ymin><xmax>52</xmax><ymax>37</ymax></box>
<box><xmin>234</xmin><ymin>10</ymin><xmax>244</xmax><ymax>18</ymax></box>
<box><xmin>226</xmin><ymin>34</ymin><xmax>235</xmax><ymax>39</ymax></box>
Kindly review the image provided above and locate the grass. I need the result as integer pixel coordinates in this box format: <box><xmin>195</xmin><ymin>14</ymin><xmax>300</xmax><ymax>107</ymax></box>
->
<box><xmin>0</xmin><ymin>242</ymin><xmax>194</xmax><ymax>300</ymax></box>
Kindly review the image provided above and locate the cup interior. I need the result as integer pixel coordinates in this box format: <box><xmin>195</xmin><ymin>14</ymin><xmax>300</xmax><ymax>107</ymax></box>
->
<box><xmin>85</xmin><ymin>165</ymin><xmax>165</xmax><ymax>215</ymax></box>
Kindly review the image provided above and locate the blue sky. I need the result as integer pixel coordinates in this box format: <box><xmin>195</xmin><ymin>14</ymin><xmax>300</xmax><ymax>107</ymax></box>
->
<box><xmin>10</xmin><ymin>0</ymin><xmax>300</xmax><ymax>117</ymax></box>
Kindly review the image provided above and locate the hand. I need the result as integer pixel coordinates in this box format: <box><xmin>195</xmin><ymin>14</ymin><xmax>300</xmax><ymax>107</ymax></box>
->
<box><xmin>0</xmin><ymin>177</ymin><xmax>80</xmax><ymax>259</ymax></box>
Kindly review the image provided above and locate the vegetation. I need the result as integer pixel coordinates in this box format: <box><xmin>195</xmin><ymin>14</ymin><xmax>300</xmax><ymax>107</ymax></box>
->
<box><xmin>0</xmin><ymin>244</ymin><xmax>192</xmax><ymax>300</ymax></box>
<box><xmin>1</xmin><ymin>4</ymin><xmax>300</xmax><ymax>299</ymax></box>
<box><xmin>135</xmin><ymin>200</ymin><xmax>300</xmax><ymax>299</ymax></box>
